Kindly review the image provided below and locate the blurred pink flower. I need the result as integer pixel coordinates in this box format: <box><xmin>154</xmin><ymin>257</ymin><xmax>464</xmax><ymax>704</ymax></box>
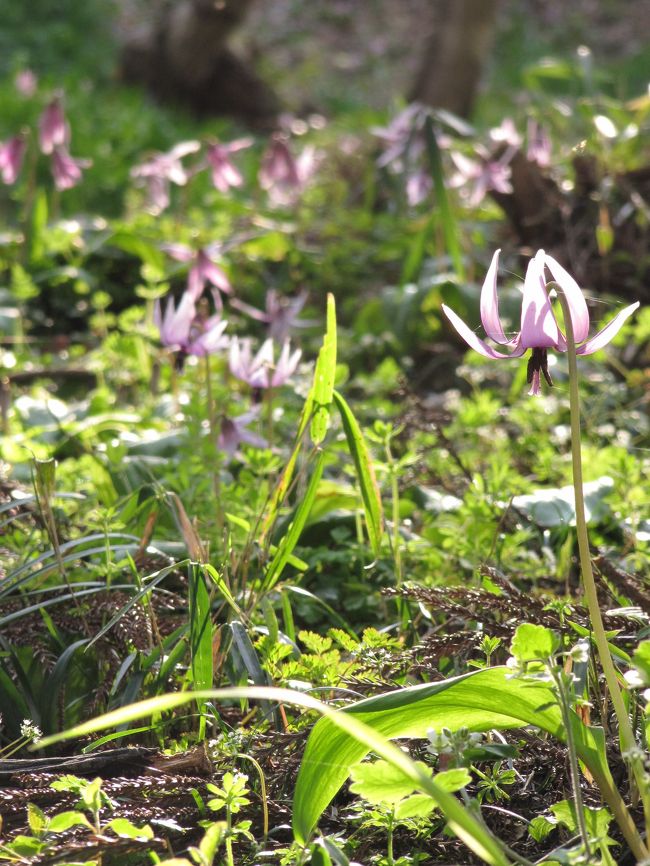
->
<box><xmin>39</xmin><ymin>96</ymin><xmax>68</xmax><ymax>155</ymax></box>
<box><xmin>405</xmin><ymin>169</ymin><xmax>432</xmax><ymax>206</ymax></box>
<box><xmin>259</xmin><ymin>135</ymin><xmax>318</xmax><ymax>206</ymax></box>
<box><xmin>0</xmin><ymin>135</ymin><xmax>27</xmax><ymax>185</ymax></box>
<box><xmin>204</xmin><ymin>137</ymin><xmax>252</xmax><ymax>193</ymax></box>
<box><xmin>162</xmin><ymin>243</ymin><xmax>231</xmax><ymax>303</ymax></box>
<box><xmin>218</xmin><ymin>406</ymin><xmax>267</xmax><ymax>457</ymax></box>
<box><xmin>526</xmin><ymin>119</ymin><xmax>552</xmax><ymax>168</ymax></box>
<box><xmin>15</xmin><ymin>69</ymin><xmax>37</xmax><ymax>97</ymax></box>
<box><xmin>229</xmin><ymin>337</ymin><xmax>301</xmax><ymax>388</ymax></box>
<box><xmin>442</xmin><ymin>249</ymin><xmax>639</xmax><ymax>395</ymax></box>
<box><xmin>372</xmin><ymin>103</ymin><xmax>428</xmax><ymax>168</ymax></box>
<box><xmin>449</xmin><ymin>147</ymin><xmax>514</xmax><ymax>206</ymax></box>
<box><xmin>230</xmin><ymin>289</ymin><xmax>313</xmax><ymax>343</ymax></box>
<box><xmin>154</xmin><ymin>292</ymin><xmax>229</xmax><ymax>357</ymax></box>
<box><xmin>51</xmin><ymin>146</ymin><xmax>91</xmax><ymax>191</ymax></box>
<box><xmin>489</xmin><ymin>118</ymin><xmax>521</xmax><ymax>148</ymax></box>
<box><xmin>131</xmin><ymin>140</ymin><xmax>200</xmax><ymax>214</ymax></box>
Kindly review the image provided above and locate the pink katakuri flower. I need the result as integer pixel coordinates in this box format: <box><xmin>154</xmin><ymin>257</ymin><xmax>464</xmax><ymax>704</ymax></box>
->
<box><xmin>229</xmin><ymin>337</ymin><xmax>301</xmax><ymax>389</ymax></box>
<box><xmin>441</xmin><ymin>249</ymin><xmax>639</xmax><ymax>396</ymax></box>
<box><xmin>51</xmin><ymin>146</ymin><xmax>91</xmax><ymax>191</ymax></box>
<box><xmin>230</xmin><ymin>289</ymin><xmax>313</xmax><ymax>343</ymax></box>
<box><xmin>162</xmin><ymin>243</ymin><xmax>231</xmax><ymax>303</ymax></box>
<box><xmin>449</xmin><ymin>147</ymin><xmax>514</xmax><ymax>206</ymax></box>
<box><xmin>218</xmin><ymin>406</ymin><xmax>267</xmax><ymax>457</ymax></box>
<box><xmin>204</xmin><ymin>137</ymin><xmax>253</xmax><ymax>193</ymax></box>
<box><xmin>0</xmin><ymin>134</ymin><xmax>27</xmax><ymax>185</ymax></box>
<box><xmin>526</xmin><ymin>119</ymin><xmax>552</xmax><ymax>168</ymax></box>
<box><xmin>39</xmin><ymin>96</ymin><xmax>69</xmax><ymax>155</ymax></box>
<box><xmin>131</xmin><ymin>140</ymin><xmax>200</xmax><ymax>214</ymax></box>
<box><xmin>259</xmin><ymin>135</ymin><xmax>319</xmax><ymax>206</ymax></box>
<box><xmin>154</xmin><ymin>292</ymin><xmax>228</xmax><ymax>358</ymax></box>
<box><xmin>405</xmin><ymin>169</ymin><xmax>432</xmax><ymax>206</ymax></box>
<box><xmin>15</xmin><ymin>69</ymin><xmax>37</xmax><ymax>97</ymax></box>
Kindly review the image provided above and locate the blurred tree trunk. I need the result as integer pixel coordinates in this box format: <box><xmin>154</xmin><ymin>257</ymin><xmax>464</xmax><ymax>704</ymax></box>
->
<box><xmin>121</xmin><ymin>0</ymin><xmax>279</xmax><ymax>127</ymax></box>
<box><xmin>409</xmin><ymin>0</ymin><xmax>500</xmax><ymax>117</ymax></box>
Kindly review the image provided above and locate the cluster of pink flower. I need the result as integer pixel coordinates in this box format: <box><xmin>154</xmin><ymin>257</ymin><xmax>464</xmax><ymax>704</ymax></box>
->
<box><xmin>0</xmin><ymin>86</ymin><xmax>91</xmax><ymax>191</ymax></box>
<box><xmin>131</xmin><ymin>131</ymin><xmax>319</xmax><ymax>215</ymax></box>
<box><xmin>372</xmin><ymin>104</ymin><xmax>552</xmax><ymax>207</ymax></box>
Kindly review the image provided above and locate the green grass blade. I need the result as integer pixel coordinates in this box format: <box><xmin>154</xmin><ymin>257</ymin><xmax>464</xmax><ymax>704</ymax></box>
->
<box><xmin>263</xmin><ymin>450</ymin><xmax>326</xmax><ymax>591</ymax></box>
<box><xmin>333</xmin><ymin>391</ymin><xmax>384</xmax><ymax>557</ymax></box>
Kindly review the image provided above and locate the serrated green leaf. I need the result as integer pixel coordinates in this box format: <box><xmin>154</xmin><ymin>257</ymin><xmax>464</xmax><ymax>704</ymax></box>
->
<box><xmin>510</xmin><ymin>623</ymin><xmax>560</xmax><ymax>661</ymax></box>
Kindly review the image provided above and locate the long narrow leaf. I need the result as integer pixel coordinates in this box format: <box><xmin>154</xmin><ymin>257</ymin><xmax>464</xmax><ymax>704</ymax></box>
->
<box><xmin>189</xmin><ymin>564</ymin><xmax>214</xmax><ymax>737</ymax></box>
<box><xmin>263</xmin><ymin>451</ymin><xmax>326</xmax><ymax>590</ymax></box>
<box><xmin>292</xmin><ymin>666</ymin><xmax>621</xmax><ymax>848</ymax></box>
<box><xmin>310</xmin><ymin>293</ymin><xmax>337</xmax><ymax>445</ymax></box>
<box><xmin>333</xmin><ymin>391</ymin><xmax>384</xmax><ymax>557</ymax></box>
<box><xmin>424</xmin><ymin>116</ymin><xmax>464</xmax><ymax>280</ymax></box>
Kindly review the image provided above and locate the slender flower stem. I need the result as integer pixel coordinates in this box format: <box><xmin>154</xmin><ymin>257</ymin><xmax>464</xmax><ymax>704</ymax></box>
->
<box><xmin>204</xmin><ymin>355</ymin><xmax>224</xmax><ymax>537</ymax></box>
<box><xmin>551</xmin><ymin>668</ymin><xmax>591</xmax><ymax>858</ymax></box>
<box><xmin>556</xmin><ymin>291</ymin><xmax>649</xmax><ymax>859</ymax></box>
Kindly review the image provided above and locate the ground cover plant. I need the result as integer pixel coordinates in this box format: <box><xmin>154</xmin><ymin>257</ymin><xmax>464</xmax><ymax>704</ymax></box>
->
<box><xmin>1</xmin><ymin>4</ymin><xmax>650</xmax><ymax>865</ymax></box>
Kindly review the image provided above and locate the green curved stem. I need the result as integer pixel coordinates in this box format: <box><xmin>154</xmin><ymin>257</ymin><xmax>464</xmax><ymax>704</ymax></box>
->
<box><xmin>557</xmin><ymin>291</ymin><xmax>649</xmax><ymax>860</ymax></box>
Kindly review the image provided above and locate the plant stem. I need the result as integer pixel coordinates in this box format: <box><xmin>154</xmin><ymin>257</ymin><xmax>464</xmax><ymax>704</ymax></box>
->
<box><xmin>556</xmin><ymin>291</ymin><xmax>650</xmax><ymax>858</ymax></box>
<box><xmin>552</xmin><ymin>668</ymin><xmax>591</xmax><ymax>859</ymax></box>
<box><xmin>204</xmin><ymin>355</ymin><xmax>224</xmax><ymax>536</ymax></box>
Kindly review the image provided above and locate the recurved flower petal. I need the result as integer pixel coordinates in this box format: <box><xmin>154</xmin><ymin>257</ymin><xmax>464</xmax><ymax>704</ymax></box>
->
<box><xmin>544</xmin><ymin>254</ymin><xmax>590</xmax><ymax>344</ymax></box>
<box><xmin>480</xmin><ymin>248</ymin><xmax>509</xmax><ymax>344</ymax></box>
<box><xmin>576</xmin><ymin>302</ymin><xmax>640</xmax><ymax>355</ymax></box>
<box><xmin>442</xmin><ymin>304</ymin><xmax>524</xmax><ymax>359</ymax></box>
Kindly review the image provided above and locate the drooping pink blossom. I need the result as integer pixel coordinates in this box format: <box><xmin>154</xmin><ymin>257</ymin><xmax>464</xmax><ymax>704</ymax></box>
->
<box><xmin>526</xmin><ymin>119</ymin><xmax>552</xmax><ymax>168</ymax></box>
<box><xmin>51</xmin><ymin>146</ymin><xmax>91</xmax><ymax>191</ymax></box>
<box><xmin>230</xmin><ymin>290</ymin><xmax>313</xmax><ymax>343</ymax></box>
<box><xmin>442</xmin><ymin>249</ymin><xmax>639</xmax><ymax>395</ymax></box>
<box><xmin>39</xmin><ymin>96</ymin><xmax>68</xmax><ymax>155</ymax></box>
<box><xmin>0</xmin><ymin>135</ymin><xmax>27</xmax><ymax>185</ymax></box>
<box><xmin>51</xmin><ymin>147</ymin><xmax>91</xmax><ymax>190</ymax></box>
<box><xmin>204</xmin><ymin>137</ymin><xmax>253</xmax><ymax>193</ymax></box>
<box><xmin>162</xmin><ymin>243</ymin><xmax>231</xmax><ymax>303</ymax></box>
<box><xmin>15</xmin><ymin>69</ymin><xmax>37</xmax><ymax>97</ymax></box>
<box><xmin>259</xmin><ymin>135</ymin><xmax>318</xmax><ymax>206</ymax></box>
<box><xmin>131</xmin><ymin>140</ymin><xmax>201</xmax><ymax>214</ymax></box>
<box><xmin>154</xmin><ymin>292</ymin><xmax>229</xmax><ymax>357</ymax></box>
<box><xmin>229</xmin><ymin>337</ymin><xmax>301</xmax><ymax>389</ymax></box>
<box><xmin>218</xmin><ymin>406</ymin><xmax>267</xmax><ymax>457</ymax></box>
<box><xmin>448</xmin><ymin>147</ymin><xmax>514</xmax><ymax>206</ymax></box>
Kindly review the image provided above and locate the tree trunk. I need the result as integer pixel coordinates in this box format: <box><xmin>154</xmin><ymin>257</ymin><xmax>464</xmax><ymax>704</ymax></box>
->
<box><xmin>121</xmin><ymin>0</ymin><xmax>280</xmax><ymax>127</ymax></box>
<box><xmin>409</xmin><ymin>0</ymin><xmax>500</xmax><ymax>117</ymax></box>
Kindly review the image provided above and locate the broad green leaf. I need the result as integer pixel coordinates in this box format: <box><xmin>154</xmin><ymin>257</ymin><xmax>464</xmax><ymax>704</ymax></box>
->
<box><xmin>292</xmin><ymin>666</ymin><xmax>617</xmax><ymax>847</ymax></box>
<box><xmin>510</xmin><ymin>623</ymin><xmax>560</xmax><ymax>662</ymax></box>
<box><xmin>34</xmin><ymin>686</ymin><xmax>510</xmax><ymax>866</ymax></box>
<box><xmin>394</xmin><ymin>794</ymin><xmax>437</xmax><ymax>820</ymax></box>
<box><xmin>551</xmin><ymin>800</ymin><xmax>612</xmax><ymax>838</ymax></box>
<box><xmin>310</xmin><ymin>293</ymin><xmax>337</xmax><ymax>445</ymax></box>
<box><xmin>333</xmin><ymin>391</ymin><xmax>384</xmax><ymax>556</ymax></box>
<box><xmin>105</xmin><ymin>817</ymin><xmax>154</xmax><ymax>840</ymax></box>
<box><xmin>47</xmin><ymin>811</ymin><xmax>93</xmax><ymax>833</ymax></box>
<box><xmin>27</xmin><ymin>802</ymin><xmax>47</xmax><ymax>836</ymax></box>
